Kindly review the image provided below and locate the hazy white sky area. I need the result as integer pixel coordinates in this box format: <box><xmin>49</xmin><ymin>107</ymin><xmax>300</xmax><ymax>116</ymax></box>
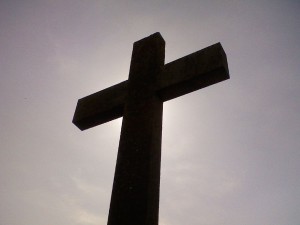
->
<box><xmin>1</xmin><ymin>1</ymin><xmax>299</xmax><ymax>225</ymax></box>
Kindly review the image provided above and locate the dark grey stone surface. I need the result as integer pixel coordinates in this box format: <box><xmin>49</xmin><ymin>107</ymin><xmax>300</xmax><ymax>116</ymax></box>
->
<box><xmin>107</xmin><ymin>32</ymin><xmax>164</xmax><ymax>225</ymax></box>
<box><xmin>72</xmin><ymin>32</ymin><xmax>230</xmax><ymax>225</ymax></box>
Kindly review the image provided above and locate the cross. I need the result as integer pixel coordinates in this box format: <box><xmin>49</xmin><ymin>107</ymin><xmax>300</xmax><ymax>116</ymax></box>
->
<box><xmin>72</xmin><ymin>32</ymin><xmax>229</xmax><ymax>225</ymax></box>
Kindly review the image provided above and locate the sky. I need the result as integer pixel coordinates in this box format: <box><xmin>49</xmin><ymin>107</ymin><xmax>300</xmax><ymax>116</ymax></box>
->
<box><xmin>0</xmin><ymin>0</ymin><xmax>299</xmax><ymax>225</ymax></box>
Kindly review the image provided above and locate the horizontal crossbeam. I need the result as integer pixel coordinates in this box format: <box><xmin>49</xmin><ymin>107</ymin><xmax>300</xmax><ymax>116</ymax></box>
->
<box><xmin>73</xmin><ymin>42</ymin><xmax>229</xmax><ymax>130</ymax></box>
<box><xmin>72</xmin><ymin>81</ymin><xmax>128</xmax><ymax>130</ymax></box>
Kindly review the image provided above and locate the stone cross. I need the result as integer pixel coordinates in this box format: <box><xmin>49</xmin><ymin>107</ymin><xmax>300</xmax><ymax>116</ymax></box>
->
<box><xmin>72</xmin><ymin>32</ymin><xmax>229</xmax><ymax>225</ymax></box>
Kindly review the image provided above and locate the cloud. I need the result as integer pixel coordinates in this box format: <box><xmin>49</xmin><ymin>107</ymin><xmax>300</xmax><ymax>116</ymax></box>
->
<box><xmin>71</xmin><ymin>176</ymin><xmax>106</xmax><ymax>197</ymax></box>
<box><xmin>74</xmin><ymin>208</ymin><xmax>106</xmax><ymax>225</ymax></box>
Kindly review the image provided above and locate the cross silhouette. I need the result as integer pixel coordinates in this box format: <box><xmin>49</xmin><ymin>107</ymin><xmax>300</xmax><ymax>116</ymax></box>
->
<box><xmin>73</xmin><ymin>32</ymin><xmax>229</xmax><ymax>225</ymax></box>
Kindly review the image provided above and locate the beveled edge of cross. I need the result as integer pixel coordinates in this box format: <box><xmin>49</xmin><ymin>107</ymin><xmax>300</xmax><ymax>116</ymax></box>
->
<box><xmin>73</xmin><ymin>32</ymin><xmax>229</xmax><ymax>130</ymax></box>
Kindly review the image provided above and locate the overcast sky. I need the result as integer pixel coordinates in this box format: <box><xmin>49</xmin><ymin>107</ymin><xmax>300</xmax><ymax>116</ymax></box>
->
<box><xmin>1</xmin><ymin>1</ymin><xmax>299</xmax><ymax>225</ymax></box>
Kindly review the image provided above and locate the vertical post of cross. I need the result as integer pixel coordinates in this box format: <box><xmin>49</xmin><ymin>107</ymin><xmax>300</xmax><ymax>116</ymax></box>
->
<box><xmin>107</xmin><ymin>33</ymin><xmax>165</xmax><ymax>225</ymax></box>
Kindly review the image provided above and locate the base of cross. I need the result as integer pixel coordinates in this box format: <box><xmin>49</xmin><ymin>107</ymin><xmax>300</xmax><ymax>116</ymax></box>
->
<box><xmin>73</xmin><ymin>32</ymin><xmax>229</xmax><ymax>225</ymax></box>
